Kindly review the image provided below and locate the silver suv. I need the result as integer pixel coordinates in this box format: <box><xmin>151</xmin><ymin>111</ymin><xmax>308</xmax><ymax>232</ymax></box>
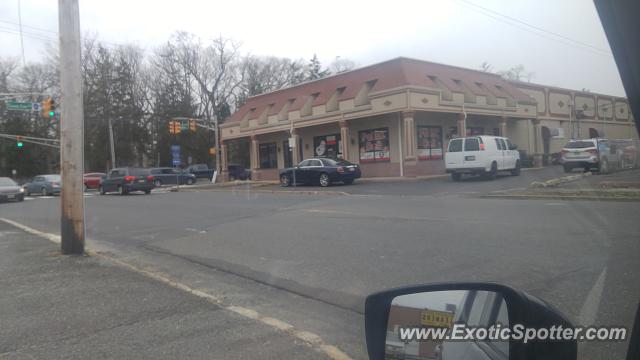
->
<box><xmin>560</xmin><ymin>139</ymin><xmax>601</xmax><ymax>173</ymax></box>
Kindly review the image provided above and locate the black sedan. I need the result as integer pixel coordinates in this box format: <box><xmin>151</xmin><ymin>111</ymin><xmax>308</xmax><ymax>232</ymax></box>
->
<box><xmin>279</xmin><ymin>158</ymin><xmax>361</xmax><ymax>187</ymax></box>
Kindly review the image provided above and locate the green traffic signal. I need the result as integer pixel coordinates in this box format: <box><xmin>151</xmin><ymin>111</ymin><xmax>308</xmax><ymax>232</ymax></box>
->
<box><xmin>17</xmin><ymin>141</ymin><xmax>23</xmax><ymax>148</ymax></box>
<box><xmin>49</xmin><ymin>111</ymin><xmax>55</xmax><ymax>117</ymax></box>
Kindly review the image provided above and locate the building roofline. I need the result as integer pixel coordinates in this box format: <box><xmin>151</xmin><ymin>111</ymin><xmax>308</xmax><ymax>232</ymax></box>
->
<box><xmin>244</xmin><ymin>56</ymin><xmax>505</xmax><ymax>101</ymax></box>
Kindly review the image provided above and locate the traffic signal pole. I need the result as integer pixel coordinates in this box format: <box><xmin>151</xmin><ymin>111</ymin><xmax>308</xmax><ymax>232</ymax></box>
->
<box><xmin>58</xmin><ymin>0</ymin><xmax>85</xmax><ymax>254</ymax></box>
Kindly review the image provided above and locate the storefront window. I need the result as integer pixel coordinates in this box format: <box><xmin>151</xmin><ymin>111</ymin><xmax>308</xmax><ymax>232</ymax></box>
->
<box><xmin>259</xmin><ymin>143</ymin><xmax>277</xmax><ymax>169</ymax></box>
<box><xmin>359</xmin><ymin>128</ymin><xmax>390</xmax><ymax>163</ymax></box>
<box><xmin>417</xmin><ymin>126</ymin><xmax>443</xmax><ymax>160</ymax></box>
<box><xmin>467</xmin><ymin>127</ymin><xmax>484</xmax><ymax>136</ymax></box>
<box><xmin>313</xmin><ymin>134</ymin><xmax>342</xmax><ymax>158</ymax></box>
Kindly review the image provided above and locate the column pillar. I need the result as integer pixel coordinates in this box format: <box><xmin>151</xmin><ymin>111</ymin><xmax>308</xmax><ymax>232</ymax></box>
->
<box><xmin>402</xmin><ymin>111</ymin><xmax>416</xmax><ymax>160</ymax></box>
<box><xmin>500</xmin><ymin>116</ymin><xmax>508</xmax><ymax>137</ymax></box>
<box><xmin>220</xmin><ymin>140</ymin><xmax>229</xmax><ymax>182</ymax></box>
<box><xmin>290</xmin><ymin>129</ymin><xmax>301</xmax><ymax>164</ymax></box>
<box><xmin>457</xmin><ymin>113</ymin><xmax>467</xmax><ymax>138</ymax></box>
<box><xmin>250</xmin><ymin>135</ymin><xmax>259</xmax><ymax>172</ymax></box>
<box><xmin>339</xmin><ymin>120</ymin><xmax>350</xmax><ymax>161</ymax></box>
<box><xmin>532</xmin><ymin>119</ymin><xmax>543</xmax><ymax>167</ymax></box>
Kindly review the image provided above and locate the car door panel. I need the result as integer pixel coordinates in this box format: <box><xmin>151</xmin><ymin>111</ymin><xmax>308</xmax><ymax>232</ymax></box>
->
<box><xmin>309</xmin><ymin>159</ymin><xmax>324</xmax><ymax>184</ymax></box>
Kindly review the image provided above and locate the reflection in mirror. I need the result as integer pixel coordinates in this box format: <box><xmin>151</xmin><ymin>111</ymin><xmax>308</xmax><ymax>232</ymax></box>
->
<box><xmin>386</xmin><ymin>290</ymin><xmax>509</xmax><ymax>360</ymax></box>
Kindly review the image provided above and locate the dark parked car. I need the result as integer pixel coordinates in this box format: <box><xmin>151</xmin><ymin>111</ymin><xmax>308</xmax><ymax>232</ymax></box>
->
<box><xmin>187</xmin><ymin>164</ymin><xmax>214</xmax><ymax>179</ymax></box>
<box><xmin>99</xmin><ymin>167</ymin><xmax>154</xmax><ymax>195</ymax></box>
<box><xmin>0</xmin><ymin>177</ymin><xmax>25</xmax><ymax>202</ymax></box>
<box><xmin>228</xmin><ymin>164</ymin><xmax>251</xmax><ymax>180</ymax></box>
<box><xmin>149</xmin><ymin>167</ymin><xmax>196</xmax><ymax>186</ymax></box>
<box><xmin>279</xmin><ymin>158</ymin><xmax>361</xmax><ymax>187</ymax></box>
<box><xmin>22</xmin><ymin>174</ymin><xmax>61</xmax><ymax>196</ymax></box>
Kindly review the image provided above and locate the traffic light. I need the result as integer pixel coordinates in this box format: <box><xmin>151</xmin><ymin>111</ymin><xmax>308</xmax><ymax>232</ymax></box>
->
<box><xmin>189</xmin><ymin>119</ymin><xmax>197</xmax><ymax>132</ymax></box>
<box><xmin>180</xmin><ymin>121</ymin><xmax>188</xmax><ymax>132</ymax></box>
<box><xmin>41</xmin><ymin>98</ymin><xmax>55</xmax><ymax>119</ymax></box>
<box><xmin>16</xmin><ymin>136</ymin><xmax>24</xmax><ymax>148</ymax></box>
<box><xmin>169</xmin><ymin>121</ymin><xmax>175</xmax><ymax>134</ymax></box>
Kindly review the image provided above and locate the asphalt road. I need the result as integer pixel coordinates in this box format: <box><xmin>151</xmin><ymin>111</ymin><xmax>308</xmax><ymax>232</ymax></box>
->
<box><xmin>1</xmin><ymin>167</ymin><xmax>638</xmax><ymax>359</ymax></box>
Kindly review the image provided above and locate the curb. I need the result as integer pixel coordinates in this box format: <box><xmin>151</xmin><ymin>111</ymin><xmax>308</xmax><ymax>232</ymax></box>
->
<box><xmin>192</xmin><ymin>188</ymin><xmax>350</xmax><ymax>196</ymax></box>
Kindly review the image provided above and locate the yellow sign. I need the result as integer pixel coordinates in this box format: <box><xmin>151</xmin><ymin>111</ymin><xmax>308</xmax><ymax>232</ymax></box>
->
<box><xmin>209</xmin><ymin>147</ymin><xmax>217</xmax><ymax>155</ymax></box>
<box><xmin>421</xmin><ymin>309</ymin><xmax>454</xmax><ymax>328</ymax></box>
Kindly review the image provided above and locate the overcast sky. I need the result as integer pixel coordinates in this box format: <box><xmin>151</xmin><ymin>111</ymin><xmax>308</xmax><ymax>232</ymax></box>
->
<box><xmin>0</xmin><ymin>0</ymin><xmax>626</xmax><ymax>96</ymax></box>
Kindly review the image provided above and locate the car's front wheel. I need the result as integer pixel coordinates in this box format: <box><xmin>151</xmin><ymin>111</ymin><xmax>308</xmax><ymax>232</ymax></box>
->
<box><xmin>186</xmin><ymin>178</ymin><xmax>194</xmax><ymax>185</ymax></box>
<box><xmin>280</xmin><ymin>174</ymin><xmax>291</xmax><ymax>187</ymax></box>
<box><xmin>319</xmin><ymin>173</ymin><xmax>330</xmax><ymax>187</ymax></box>
<box><xmin>41</xmin><ymin>187</ymin><xmax>48</xmax><ymax>197</ymax></box>
<box><xmin>23</xmin><ymin>187</ymin><xmax>30</xmax><ymax>196</ymax></box>
<box><xmin>118</xmin><ymin>185</ymin><xmax>128</xmax><ymax>195</ymax></box>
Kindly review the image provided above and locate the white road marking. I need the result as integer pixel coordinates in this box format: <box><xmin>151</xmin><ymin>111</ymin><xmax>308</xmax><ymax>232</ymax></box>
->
<box><xmin>544</xmin><ymin>202</ymin><xmax>567</xmax><ymax>206</ymax></box>
<box><xmin>579</xmin><ymin>266</ymin><xmax>607</xmax><ymax>326</ymax></box>
<box><xmin>0</xmin><ymin>218</ymin><xmax>352</xmax><ymax>360</ymax></box>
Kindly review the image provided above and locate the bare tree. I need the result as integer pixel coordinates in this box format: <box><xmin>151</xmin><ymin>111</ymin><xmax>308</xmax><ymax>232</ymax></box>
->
<box><xmin>497</xmin><ymin>64</ymin><xmax>534</xmax><ymax>82</ymax></box>
<box><xmin>480</xmin><ymin>61</ymin><xmax>493</xmax><ymax>73</ymax></box>
<box><xmin>328</xmin><ymin>57</ymin><xmax>356</xmax><ymax>74</ymax></box>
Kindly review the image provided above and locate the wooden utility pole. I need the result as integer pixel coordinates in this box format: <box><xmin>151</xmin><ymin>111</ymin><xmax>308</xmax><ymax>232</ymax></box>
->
<box><xmin>58</xmin><ymin>0</ymin><xmax>85</xmax><ymax>254</ymax></box>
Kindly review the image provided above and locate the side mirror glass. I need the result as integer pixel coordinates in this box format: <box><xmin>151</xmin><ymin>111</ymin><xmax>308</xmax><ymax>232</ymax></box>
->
<box><xmin>365</xmin><ymin>283</ymin><xmax>577</xmax><ymax>360</ymax></box>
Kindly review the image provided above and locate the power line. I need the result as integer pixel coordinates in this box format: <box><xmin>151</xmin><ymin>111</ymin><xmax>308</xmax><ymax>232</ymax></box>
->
<box><xmin>0</xmin><ymin>26</ymin><xmax>56</xmax><ymax>42</ymax></box>
<box><xmin>0</xmin><ymin>18</ymin><xmax>57</xmax><ymax>34</ymax></box>
<box><xmin>453</xmin><ymin>0</ymin><xmax>613</xmax><ymax>58</ymax></box>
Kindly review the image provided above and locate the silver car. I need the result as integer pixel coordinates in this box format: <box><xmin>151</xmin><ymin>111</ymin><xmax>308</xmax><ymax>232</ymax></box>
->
<box><xmin>0</xmin><ymin>177</ymin><xmax>25</xmax><ymax>202</ymax></box>
<box><xmin>22</xmin><ymin>174</ymin><xmax>61</xmax><ymax>196</ymax></box>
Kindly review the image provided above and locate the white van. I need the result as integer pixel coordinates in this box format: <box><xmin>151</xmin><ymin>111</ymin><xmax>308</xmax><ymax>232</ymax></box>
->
<box><xmin>445</xmin><ymin>136</ymin><xmax>521</xmax><ymax>181</ymax></box>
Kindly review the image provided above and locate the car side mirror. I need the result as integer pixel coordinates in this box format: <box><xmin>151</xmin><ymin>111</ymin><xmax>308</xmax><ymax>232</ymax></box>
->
<box><xmin>365</xmin><ymin>282</ymin><xmax>576</xmax><ymax>360</ymax></box>
<box><xmin>510</xmin><ymin>144</ymin><xmax>518</xmax><ymax>150</ymax></box>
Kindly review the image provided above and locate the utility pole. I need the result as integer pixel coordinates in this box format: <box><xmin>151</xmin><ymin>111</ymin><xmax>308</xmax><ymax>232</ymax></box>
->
<box><xmin>58</xmin><ymin>0</ymin><xmax>85</xmax><ymax>254</ymax></box>
<box><xmin>108</xmin><ymin>118</ymin><xmax>116</xmax><ymax>168</ymax></box>
<box><xmin>213</xmin><ymin>116</ymin><xmax>220</xmax><ymax>183</ymax></box>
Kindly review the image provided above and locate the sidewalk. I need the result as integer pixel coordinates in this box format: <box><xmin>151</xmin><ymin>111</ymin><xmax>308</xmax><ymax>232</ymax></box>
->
<box><xmin>0</xmin><ymin>221</ymin><xmax>327</xmax><ymax>360</ymax></box>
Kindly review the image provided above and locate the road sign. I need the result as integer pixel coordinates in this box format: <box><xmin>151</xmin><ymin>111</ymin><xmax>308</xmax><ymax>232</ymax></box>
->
<box><xmin>6</xmin><ymin>101</ymin><xmax>34</xmax><ymax>111</ymax></box>
<box><xmin>32</xmin><ymin>102</ymin><xmax>41</xmax><ymax>111</ymax></box>
<box><xmin>421</xmin><ymin>309</ymin><xmax>454</xmax><ymax>328</ymax></box>
<box><xmin>171</xmin><ymin>145</ymin><xmax>181</xmax><ymax>166</ymax></box>
<box><xmin>209</xmin><ymin>147</ymin><xmax>216</xmax><ymax>155</ymax></box>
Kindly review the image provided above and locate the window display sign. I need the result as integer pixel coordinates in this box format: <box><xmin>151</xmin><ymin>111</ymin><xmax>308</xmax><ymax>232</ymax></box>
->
<box><xmin>359</xmin><ymin>128</ymin><xmax>390</xmax><ymax>163</ymax></box>
<box><xmin>313</xmin><ymin>134</ymin><xmax>342</xmax><ymax>158</ymax></box>
<box><xmin>417</xmin><ymin>126</ymin><xmax>443</xmax><ymax>160</ymax></box>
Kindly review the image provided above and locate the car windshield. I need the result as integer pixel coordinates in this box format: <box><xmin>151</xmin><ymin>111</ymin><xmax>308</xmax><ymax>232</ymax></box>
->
<box><xmin>0</xmin><ymin>178</ymin><xmax>17</xmax><ymax>186</ymax></box>
<box><xmin>0</xmin><ymin>2</ymin><xmax>638</xmax><ymax>360</ymax></box>
<box><xmin>565</xmin><ymin>141</ymin><xmax>596</xmax><ymax>148</ymax></box>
